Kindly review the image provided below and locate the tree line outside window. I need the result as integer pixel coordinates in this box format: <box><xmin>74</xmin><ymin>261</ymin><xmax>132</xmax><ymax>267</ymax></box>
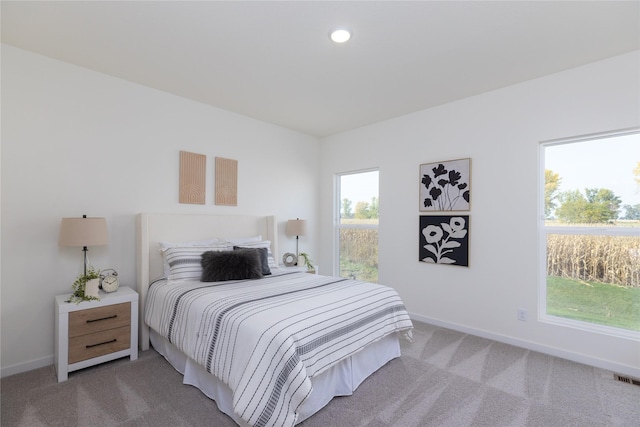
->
<box><xmin>545</xmin><ymin>164</ymin><xmax>640</xmax><ymax>222</ymax></box>
<box><xmin>341</xmin><ymin>197</ymin><xmax>379</xmax><ymax>220</ymax></box>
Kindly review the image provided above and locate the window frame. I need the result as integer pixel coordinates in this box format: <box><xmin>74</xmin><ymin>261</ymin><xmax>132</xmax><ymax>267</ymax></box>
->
<box><xmin>538</xmin><ymin>128</ymin><xmax>639</xmax><ymax>340</ymax></box>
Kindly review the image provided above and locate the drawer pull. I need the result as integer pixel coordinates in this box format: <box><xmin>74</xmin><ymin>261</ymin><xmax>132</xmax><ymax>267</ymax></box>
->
<box><xmin>86</xmin><ymin>315</ymin><xmax>117</xmax><ymax>323</ymax></box>
<box><xmin>86</xmin><ymin>339</ymin><xmax>117</xmax><ymax>349</ymax></box>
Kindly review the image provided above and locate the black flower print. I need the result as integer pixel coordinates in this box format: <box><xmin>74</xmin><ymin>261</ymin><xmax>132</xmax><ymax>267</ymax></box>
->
<box><xmin>419</xmin><ymin>159</ymin><xmax>470</xmax><ymax>211</ymax></box>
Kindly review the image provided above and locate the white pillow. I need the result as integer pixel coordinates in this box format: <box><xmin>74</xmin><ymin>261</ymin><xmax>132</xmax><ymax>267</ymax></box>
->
<box><xmin>164</xmin><ymin>244</ymin><xmax>232</xmax><ymax>281</ymax></box>
<box><xmin>224</xmin><ymin>235</ymin><xmax>262</xmax><ymax>245</ymax></box>
<box><xmin>159</xmin><ymin>238</ymin><xmax>223</xmax><ymax>251</ymax></box>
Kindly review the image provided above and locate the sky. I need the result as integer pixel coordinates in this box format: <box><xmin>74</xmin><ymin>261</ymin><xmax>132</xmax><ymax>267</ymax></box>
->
<box><xmin>338</xmin><ymin>132</ymin><xmax>639</xmax><ymax>213</ymax></box>
<box><xmin>340</xmin><ymin>170</ymin><xmax>379</xmax><ymax>205</ymax></box>
<box><xmin>545</xmin><ymin>132</ymin><xmax>639</xmax><ymax>209</ymax></box>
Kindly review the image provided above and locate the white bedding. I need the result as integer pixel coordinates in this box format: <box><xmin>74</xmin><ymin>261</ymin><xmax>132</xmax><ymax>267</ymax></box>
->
<box><xmin>150</xmin><ymin>329</ymin><xmax>401</xmax><ymax>426</ymax></box>
<box><xmin>145</xmin><ymin>271</ymin><xmax>413</xmax><ymax>427</ymax></box>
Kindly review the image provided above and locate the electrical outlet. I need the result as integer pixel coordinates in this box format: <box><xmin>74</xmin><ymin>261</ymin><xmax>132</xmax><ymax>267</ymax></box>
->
<box><xmin>517</xmin><ymin>308</ymin><xmax>528</xmax><ymax>321</ymax></box>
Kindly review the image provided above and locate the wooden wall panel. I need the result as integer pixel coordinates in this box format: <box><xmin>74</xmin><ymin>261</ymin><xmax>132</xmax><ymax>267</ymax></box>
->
<box><xmin>179</xmin><ymin>151</ymin><xmax>206</xmax><ymax>204</ymax></box>
<box><xmin>215</xmin><ymin>157</ymin><xmax>238</xmax><ymax>206</ymax></box>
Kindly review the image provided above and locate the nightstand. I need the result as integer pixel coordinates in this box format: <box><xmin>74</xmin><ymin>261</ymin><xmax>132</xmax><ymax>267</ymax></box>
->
<box><xmin>55</xmin><ymin>286</ymin><xmax>138</xmax><ymax>382</ymax></box>
<box><xmin>281</xmin><ymin>265</ymin><xmax>319</xmax><ymax>274</ymax></box>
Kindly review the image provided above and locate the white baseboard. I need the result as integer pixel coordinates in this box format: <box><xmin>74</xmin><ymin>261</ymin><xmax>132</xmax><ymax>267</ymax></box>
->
<box><xmin>410</xmin><ymin>313</ymin><xmax>640</xmax><ymax>379</ymax></box>
<box><xmin>1</xmin><ymin>355</ymin><xmax>54</xmax><ymax>378</ymax></box>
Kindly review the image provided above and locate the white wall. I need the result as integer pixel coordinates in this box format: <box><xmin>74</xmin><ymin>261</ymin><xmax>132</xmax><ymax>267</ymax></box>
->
<box><xmin>1</xmin><ymin>45</ymin><xmax>320</xmax><ymax>376</ymax></box>
<box><xmin>320</xmin><ymin>51</ymin><xmax>640</xmax><ymax>376</ymax></box>
<box><xmin>3</xmin><ymin>44</ymin><xmax>638</xmax><ymax>379</ymax></box>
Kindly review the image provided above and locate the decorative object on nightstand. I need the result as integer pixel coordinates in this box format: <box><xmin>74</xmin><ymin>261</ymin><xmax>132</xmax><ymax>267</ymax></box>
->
<box><xmin>282</xmin><ymin>252</ymin><xmax>298</xmax><ymax>267</ymax></box>
<box><xmin>71</xmin><ymin>267</ymin><xmax>101</xmax><ymax>302</ymax></box>
<box><xmin>299</xmin><ymin>252</ymin><xmax>316</xmax><ymax>274</ymax></box>
<box><xmin>55</xmin><ymin>286</ymin><xmax>138</xmax><ymax>382</ymax></box>
<box><xmin>285</xmin><ymin>218</ymin><xmax>307</xmax><ymax>264</ymax></box>
<box><xmin>100</xmin><ymin>268</ymin><xmax>119</xmax><ymax>293</ymax></box>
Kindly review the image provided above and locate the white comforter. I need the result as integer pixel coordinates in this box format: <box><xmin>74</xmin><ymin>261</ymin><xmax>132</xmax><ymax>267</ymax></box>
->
<box><xmin>145</xmin><ymin>271</ymin><xmax>413</xmax><ymax>427</ymax></box>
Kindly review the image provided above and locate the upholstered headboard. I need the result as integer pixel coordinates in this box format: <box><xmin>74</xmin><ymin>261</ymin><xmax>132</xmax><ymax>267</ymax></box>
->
<box><xmin>135</xmin><ymin>213</ymin><xmax>278</xmax><ymax>350</ymax></box>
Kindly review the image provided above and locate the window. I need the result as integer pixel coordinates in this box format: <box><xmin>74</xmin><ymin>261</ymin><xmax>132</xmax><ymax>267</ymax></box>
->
<box><xmin>540</xmin><ymin>130</ymin><xmax>639</xmax><ymax>337</ymax></box>
<box><xmin>337</xmin><ymin>170</ymin><xmax>379</xmax><ymax>282</ymax></box>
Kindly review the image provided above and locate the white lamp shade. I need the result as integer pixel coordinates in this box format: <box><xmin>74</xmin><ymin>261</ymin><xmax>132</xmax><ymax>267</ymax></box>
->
<box><xmin>59</xmin><ymin>217</ymin><xmax>108</xmax><ymax>247</ymax></box>
<box><xmin>286</xmin><ymin>219</ymin><xmax>307</xmax><ymax>237</ymax></box>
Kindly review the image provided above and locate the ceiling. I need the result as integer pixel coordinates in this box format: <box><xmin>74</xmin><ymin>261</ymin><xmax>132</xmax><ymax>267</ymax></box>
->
<box><xmin>2</xmin><ymin>1</ymin><xmax>639</xmax><ymax>137</ymax></box>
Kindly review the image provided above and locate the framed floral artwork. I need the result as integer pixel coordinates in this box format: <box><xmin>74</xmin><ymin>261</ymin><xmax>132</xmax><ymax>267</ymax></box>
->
<box><xmin>419</xmin><ymin>158</ymin><xmax>470</xmax><ymax>211</ymax></box>
<box><xmin>419</xmin><ymin>215</ymin><xmax>469</xmax><ymax>266</ymax></box>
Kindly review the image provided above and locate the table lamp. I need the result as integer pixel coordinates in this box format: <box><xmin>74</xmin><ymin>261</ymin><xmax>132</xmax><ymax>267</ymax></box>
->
<box><xmin>286</xmin><ymin>218</ymin><xmax>307</xmax><ymax>263</ymax></box>
<box><xmin>59</xmin><ymin>215</ymin><xmax>108</xmax><ymax>276</ymax></box>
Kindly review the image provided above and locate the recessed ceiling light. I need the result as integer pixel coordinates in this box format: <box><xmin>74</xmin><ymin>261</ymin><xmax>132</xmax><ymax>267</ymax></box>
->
<box><xmin>330</xmin><ymin>28</ymin><xmax>351</xmax><ymax>43</ymax></box>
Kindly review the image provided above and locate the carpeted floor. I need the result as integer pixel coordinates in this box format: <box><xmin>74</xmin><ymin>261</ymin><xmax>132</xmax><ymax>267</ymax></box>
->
<box><xmin>2</xmin><ymin>321</ymin><xmax>639</xmax><ymax>426</ymax></box>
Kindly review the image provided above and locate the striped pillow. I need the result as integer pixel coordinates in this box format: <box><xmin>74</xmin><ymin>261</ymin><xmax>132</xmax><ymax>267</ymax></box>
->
<box><xmin>159</xmin><ymin>238</ymin><xmax>224</xmax><ymax>277</ymax></box>
<box><xmin>164</xmin><ymin>245</ymin><xmax>232</xmax><ymax>281</ymax></box>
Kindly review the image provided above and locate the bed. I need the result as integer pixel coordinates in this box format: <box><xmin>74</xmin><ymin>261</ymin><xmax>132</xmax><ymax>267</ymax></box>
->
<box><xmin>136</xmin><ymin>213</ymin><xmax>413</xmax><ymax>427</ymax></box>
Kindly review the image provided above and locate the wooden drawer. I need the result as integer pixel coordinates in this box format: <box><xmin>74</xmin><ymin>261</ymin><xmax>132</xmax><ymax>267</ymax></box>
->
<box><xmin>69</xmin><ymin>325</ymin><xmax>131</xmax><ymax>364</ymax></box>
<box><xmin>69</xmin><ymin>302</ymin><xmax>131</xmax><ymax>337</ymax></box>
<box><xmin>56</xmin><ymin>287</ymin><xmax>139</xmax><ymax>382</ymax></box>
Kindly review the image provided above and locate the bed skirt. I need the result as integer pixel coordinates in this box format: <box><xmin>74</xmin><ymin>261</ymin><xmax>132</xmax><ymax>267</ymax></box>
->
<box><xmin>150</xmin><ymin>329</ymin><xmax>401</xmax><ymax>426</ymax></box>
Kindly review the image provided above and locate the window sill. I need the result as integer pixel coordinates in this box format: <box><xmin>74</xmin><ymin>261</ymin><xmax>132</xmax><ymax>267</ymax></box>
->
<box><xmin>539</xmin><ymin>314</ymin><xmax>640</xmax><ymax>341</ymax></box>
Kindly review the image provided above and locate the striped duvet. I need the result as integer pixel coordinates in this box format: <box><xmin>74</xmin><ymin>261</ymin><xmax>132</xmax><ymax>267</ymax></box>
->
<box><xmin>145</xmin><ymin>271</ymin><xmax>413</xmax><ymax>427</ymax></box>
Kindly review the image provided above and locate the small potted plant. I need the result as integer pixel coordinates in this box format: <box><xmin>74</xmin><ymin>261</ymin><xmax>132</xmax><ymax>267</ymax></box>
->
<box><xmin>68</xmin><ymin>267</ymin><xmax>101</xmax><ymax>303</ymax></box>
<box><xmin>299</xmin><ymin>253</ymin><xmax>315</xmax><ymax>274</ymax></box>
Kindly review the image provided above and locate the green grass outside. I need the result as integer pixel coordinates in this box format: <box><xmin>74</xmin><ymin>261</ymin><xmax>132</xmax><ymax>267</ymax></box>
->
<box><xmin>340</xmin><ymin>259</ymin><xmax>378</xmax><ymax>283</ymax></box>
<box><xmin>547</xmin><ymin>275</ymin><xmax>640</xmax><ymax>331</ymax></box>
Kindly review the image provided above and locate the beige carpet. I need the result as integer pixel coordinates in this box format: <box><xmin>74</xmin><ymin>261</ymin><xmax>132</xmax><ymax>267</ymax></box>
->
<box><xmin>2</xmin><ymin>321</ymin><xmax>639</xmax><ymax>426</ymax></box>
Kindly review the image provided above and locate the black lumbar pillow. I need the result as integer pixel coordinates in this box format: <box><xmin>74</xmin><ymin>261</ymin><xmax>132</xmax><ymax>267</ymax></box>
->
<box><xmin>201</xmin><ymin>249</ymin><xmax>263</xmax><ymax>282</ymax></box>
<box><xmin>233</xmin><ymin>246</ymin><xmax>271</xmax><ymax>276</ymax></box>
